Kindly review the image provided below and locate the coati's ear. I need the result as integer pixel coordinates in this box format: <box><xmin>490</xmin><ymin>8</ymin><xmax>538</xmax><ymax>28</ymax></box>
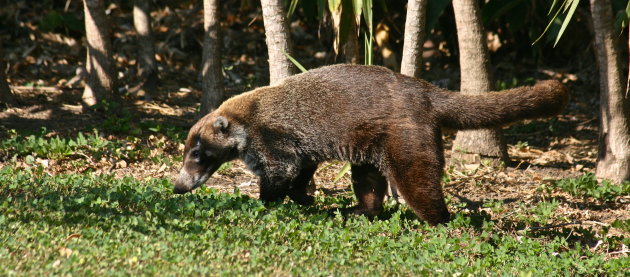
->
<box><xmin>213</xmin><ymin>116</ymin><xmax>229</xmax><ymax>133</ymax></box>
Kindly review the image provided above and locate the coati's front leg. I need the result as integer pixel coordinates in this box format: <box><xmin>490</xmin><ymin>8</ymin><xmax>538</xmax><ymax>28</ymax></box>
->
<box><xmin>286</xmin><ymin>164</ymin><xmax>317</xmax><ymax>206</ymax></box>
<box><xmin>258</xmin><ymin>163</ymin><xmax>317</xmax><ymax>206</ymax></box>
<box><xmin>343</xmin><ymin>163</ymin><xmax>388</xmax><ymax>218</ymax></box>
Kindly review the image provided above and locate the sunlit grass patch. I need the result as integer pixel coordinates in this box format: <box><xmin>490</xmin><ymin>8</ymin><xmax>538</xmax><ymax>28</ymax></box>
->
<box><xmin>0</xmin><ymin>166</ymin><xmax>627</xmax><ymax>276</ymax></box>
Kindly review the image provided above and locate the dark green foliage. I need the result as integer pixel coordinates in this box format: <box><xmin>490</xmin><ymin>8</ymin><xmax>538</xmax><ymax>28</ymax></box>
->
<box><xmin>40</xmin><ymin>10</ymin><xmax>83</xmax><ymax>37</ymax></box>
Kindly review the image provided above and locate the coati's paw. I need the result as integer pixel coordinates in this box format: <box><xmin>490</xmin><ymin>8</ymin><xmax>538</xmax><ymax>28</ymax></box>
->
<box><xmin>288</xmin><ymin>193</ymin><xmax>315</xmax><ymax>206</ymax></box>
<box><xmin>340</xmin><ymin>206</ymin><xmax>382</xmax><ymax>218</ymax></box>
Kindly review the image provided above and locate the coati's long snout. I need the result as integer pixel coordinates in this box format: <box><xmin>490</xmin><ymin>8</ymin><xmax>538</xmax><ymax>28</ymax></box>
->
<box><xmin>172</xmin><ymin>140</ymin><xmax>221</xmax><ymax>194</ymax></box>
<box><xmin>173</xmin><ymin>114</ymin><xmax>244</xmax><ymax>194</ymax></box>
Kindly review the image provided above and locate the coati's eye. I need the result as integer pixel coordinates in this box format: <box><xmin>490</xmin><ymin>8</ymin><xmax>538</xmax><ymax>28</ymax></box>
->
<box><xmin>191</xmin><ymin>150</ymin><xmax>201</xmax><ymax>158</ymax></box>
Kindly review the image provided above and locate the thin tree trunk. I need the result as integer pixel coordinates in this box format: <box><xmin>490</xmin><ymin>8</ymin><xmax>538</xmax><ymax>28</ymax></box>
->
<box><xmin>400</xmin><ymin>0</ymin><xmax>428</xmax><ymax>78</ymax></box>
<box><xmin>451</xmin><ymin>0</ymin><xmax>509</xmax><ymax>164</ymax></box>
<box><xmin>590</xmin><ymin>0</ymin><xmax>630</xmax><ymax>183</ymax></box>
<box><xmin>82</xmin><ymin>0</ymin><xmax>116</xmax><ymax>106</ymax></box>
<box><xmin>0</xmin><ymin>47</ymin><xmax>17</xmax><ymax>106</ymax></box>
<box><xmin>133</xmin><ymin>0</ymin><xmax>157</xmax><ymax>101</ymax></box>
<box><xmin>261</xmin><ymin>0</ymin><xmax>295</xmax><ymax>85</ymax></box>
<box><xmin>343</xmin><ymin>18</ymin><xmax>360</xmax><ymax>64</ymax></box>
<box><xmin>200</xmin><ymin>0</ymin><xmax>224</xmax><ymax>115</ymax></box>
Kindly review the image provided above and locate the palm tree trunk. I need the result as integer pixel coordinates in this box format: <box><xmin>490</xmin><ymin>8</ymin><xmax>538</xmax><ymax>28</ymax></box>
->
<box><xmin>200</xmin><ymin>0</ymin><xmax>224</xmax><ymax>115</ymax></box>
<box><xmin>261</xmin><ymin>0</ymin><xmax>295</xmax><ymax>85</ymax></box>
<box><xmin>82</xmin><ymin>0</ymin><xmax>116</xmax><ymax>106</ymax></box>
<box><xmin>133</xmin><ymin>0</ymin><xmax>158</xmax><ymax>101</ymax></box>
<box><xmin>400</xmin><ymin>0</ymin><xmax>428</xmax><ymax>78</ymax></box>
<box><xmin>451</xmin><ymin>0</ymin><xmax>508</xmax><ymax>164</ymax></box>
<box><xmin>590</xmin><ymin>0</ymin><xmax>630</xmax><ymax>183</ymax></box>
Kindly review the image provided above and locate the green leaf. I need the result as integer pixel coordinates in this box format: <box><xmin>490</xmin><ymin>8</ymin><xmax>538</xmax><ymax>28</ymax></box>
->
<box><xmin>352</xmin><ymin>0</ymin><xmax>363</xmax><ymax>32</ymax></box>
<box><xmin>532</xmin><ymin>2</ymin><xmax>564</xmax><ymax>45</ymax></box>
<box><xmin>333</xmin><ymin>162</ymin><xmax>351</xmax><ymax>182</ymax></box>
<box><xmin>282</xmin><ymin>50</ymin><xmax>308</xmax><ymax>73</ymax></box>
<box><xmin>553</xmin><ymin>0</ymin><xmax>579</xmax><ymax>47</ymax></box>
<box><xmin>364</xmin><ymin>31</ymin><xmax>373</xmax><ymax>65</ymax></box>
<box><xmin>287</xmin><ymin>0</ymin><xmax>300</xmax><ymax>19</ymax></box>
<box><xmin>328</xmin><ymin>0</ymin><xmax>341</xmax><ymax>12</ymax></box>
<box><xmin>549</xmin><ymin>0</ymin><xmax>561</xmax><ymax>15</ymax></box>
<box><xmin>361</xmin><ymin>0</ymin><xmax>373</xmax><ymax>34</ymax></box>
<box><xmin>25</xmin><ymin>155</ymin><xmax>35</xmax><ymax>164</ymax></box>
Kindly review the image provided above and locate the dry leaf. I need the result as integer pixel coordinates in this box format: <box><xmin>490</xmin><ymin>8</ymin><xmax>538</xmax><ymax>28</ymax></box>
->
<box><xmin>59</xmin><ymin>247</ymin><xmax>73</xmax><ymax>258</ymax></box>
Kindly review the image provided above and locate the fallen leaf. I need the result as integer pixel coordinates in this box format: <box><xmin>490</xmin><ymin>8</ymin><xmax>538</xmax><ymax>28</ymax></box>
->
<box><xmin>65</xmin><ymin>234</ymin><xmax>81</xmax><ymax>241</ymax></box>
<box><xmin>59</xmin><ymin>247</ymin><xmax>73</xmax><ymax>258</ymax></box>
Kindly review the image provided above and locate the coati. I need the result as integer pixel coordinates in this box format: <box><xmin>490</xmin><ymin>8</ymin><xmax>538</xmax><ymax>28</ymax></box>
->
<box><xmin>173</xmin><ymin>64</ymin><xmax>568</xmax><ymax>225</ymax></box>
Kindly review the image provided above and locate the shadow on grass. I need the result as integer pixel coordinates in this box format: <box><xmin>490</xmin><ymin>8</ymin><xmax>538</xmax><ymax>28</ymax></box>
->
<box><xmin>2</xmin><ymin>181</ymin><xmax>264</xmax><ymax>235</ymax></box>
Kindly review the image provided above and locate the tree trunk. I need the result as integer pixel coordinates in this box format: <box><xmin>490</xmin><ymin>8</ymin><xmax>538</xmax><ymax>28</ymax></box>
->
<box><xmin>200</xmin><ymin>0</ymin><xmax>224</xmax><ymax>115</ymax></box>
<box><xmin>132</xmin><ymin>0</ymin><xmax>157</xmax><ymax>101</ymax></box>
<box><xmin>343</xmin><ymin>18</ymin><xmax>360</xmax><ymax>64</ymax></box>
<box><xmin>590</xmin><ymin>0</ymin><xmax>630</xmax><ymax>183</ymax></box>
<box><xmin>451</xmin><ymin>0</ymin><xmax>508</xmax><ymax>165</ymax></box>
<box><xmin>260</xmin><ymin>0</ymin><xmax>295</xmax><ymax>85</ymax></box>
<box><xmin>82</xmin><ymin>0</ymin><xmax>116</xmax><ymax>106</ymax></box>
<box><xmin>0</xmin><ymin>47</ymin><xmax>17</xmax><ymax>106</ymax></box>
<box><xmin>400</xmin><ymin>0</ymin><xmax>428</xmax><ymax>78</ymax></box>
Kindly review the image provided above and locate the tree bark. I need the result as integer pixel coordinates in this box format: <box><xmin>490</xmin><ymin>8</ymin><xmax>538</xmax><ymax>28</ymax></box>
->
<box><xmin>590</xmin><ymin>0</ymin><xmax>630</xmax><ymax>183</ymax></box>
<box><xmin>133</xmin><ymin>0</ymin><xmax>158</xmax><ymax>101</ymax></box>
<box><xmin>400</xmin><ymin>0</ymin><xmax>428</xmax><ymax>79</ymax></box>
<box><xmin>200</xmin><ymin>0</ymin><xmax>224</xmax><ymax>115</ymax></box>
<box><xmin>451</xmin><ymin>0</ymin><xmax>509</xmax><ymax>164</ymax></box>
<box><xmin>82</xmin><ymin>0</ymin><xmax>116</xmax><ymax>106</ymax></box>
<box><xmin>343</xmin><ymin>18</ymin><xmax>360</xmax><ymax>64</ymax></box>
<box><xmin>0</xmin><ymin>47</ymin><xmax>17</xmax><ymax>106</ymax></box>
<box><xmin>261</xmin><ymin>0</ymin><xmax>295</xmax><ymax>85</ymax></box>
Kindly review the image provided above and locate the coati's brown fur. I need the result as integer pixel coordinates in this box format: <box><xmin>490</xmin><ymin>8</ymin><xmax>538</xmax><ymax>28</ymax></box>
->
<box><xmin>174</xmin><ymin>64</ymin><xmax>568</xmax><ymax>225</ymax></box>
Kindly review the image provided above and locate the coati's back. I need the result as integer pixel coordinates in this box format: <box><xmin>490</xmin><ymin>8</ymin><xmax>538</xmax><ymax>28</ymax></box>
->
<box><xmin>218</xmin><ymin>64</ymin><xmax>567</xmax><ymax>140</ymax></box>
<box><xmin>229</xmin><ymin>65</ymin><xmax>437</xmax><ymax>132</ymax></box>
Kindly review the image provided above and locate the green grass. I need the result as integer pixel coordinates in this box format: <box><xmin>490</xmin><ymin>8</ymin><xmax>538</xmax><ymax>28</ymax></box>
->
<box><xmin>1</xmin><ymin>166</ymin><xmax>627</xmax><ymax>276</ymax></box>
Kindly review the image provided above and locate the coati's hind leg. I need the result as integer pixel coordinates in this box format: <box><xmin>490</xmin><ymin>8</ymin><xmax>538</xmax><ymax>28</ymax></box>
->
<box><xmin>343</xmin><ymin>163</ymin><xmax>388</xmax><ymax>218</ymax></box>
<box><xmin>383</xmin><ymin>131</ymin><xmax>450</xmax><ymax>225</ymax></box>
<box><xmin>287</xmin><ymin>164</ymin><xmax>318</xmax><ymax>206</ymax></box>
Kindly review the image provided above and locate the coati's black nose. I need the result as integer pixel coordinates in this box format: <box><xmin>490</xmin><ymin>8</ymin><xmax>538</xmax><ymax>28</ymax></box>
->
<box><xmin>173</xmin><ymin>186</ymin><xmax>188</xmax><ymax>194</ymax></box>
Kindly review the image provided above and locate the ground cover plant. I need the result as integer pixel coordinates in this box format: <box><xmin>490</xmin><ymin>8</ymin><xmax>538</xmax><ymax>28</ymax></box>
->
<box><xmin>0</xmin><ymin>165</ymin><xmax>628</xmax><ymax>276</ymax></box>
<box><xmin>0</xmin><ymin>123</ymin><xmax>628</xmax><ymax>276</ymax></box>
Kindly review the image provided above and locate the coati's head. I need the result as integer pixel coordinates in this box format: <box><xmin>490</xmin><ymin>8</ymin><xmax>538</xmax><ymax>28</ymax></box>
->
<box><xmin>173</xmin><ymin>113</ymin><xmax>244</xmax><ymax>194</ymax></box>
